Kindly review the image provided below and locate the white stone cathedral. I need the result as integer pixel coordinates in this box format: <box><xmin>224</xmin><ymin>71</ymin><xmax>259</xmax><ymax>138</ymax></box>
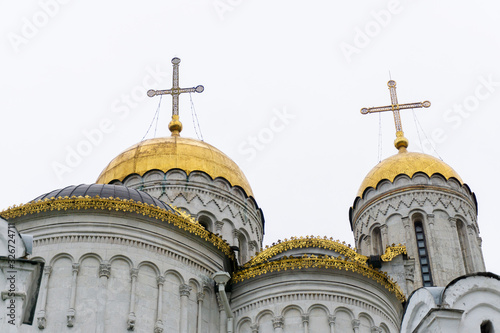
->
<box><xmin>1</xmin><ymin>59</ymin><xmax>499</xmax><ymax>333</ymax></box>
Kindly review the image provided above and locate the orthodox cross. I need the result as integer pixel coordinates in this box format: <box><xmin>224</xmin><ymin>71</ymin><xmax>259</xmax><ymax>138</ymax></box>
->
<box><xmin>360</xmin><ymin>80</ymin><xmax>431</xmax><ymax>149</ymax></box>
<box><xmin>147</xmin><ymin>57</ymin><xmax>204</xmax><ymax>136</ymax></box>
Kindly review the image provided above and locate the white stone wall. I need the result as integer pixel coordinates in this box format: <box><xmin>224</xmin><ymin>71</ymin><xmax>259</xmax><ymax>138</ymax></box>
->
<box><xmin>231</xmin><ymin>270</ymin><xmax>402</xmax><ymax>333</ymax></box>
<box><xmin>12</xmin><ymin>210</ymin><xmax>228</xmax><ymax>333</ymax></box>
<box><xmin>113</xmin><ymin>169</ymin><xmax>264</xmax><ymax>265</ymax></box>
<box><xmin>351</xmin><ymin>173</ymin><xmax>484</xmax><ymax>293</ymax></box>
<box><xmin>401</xmin><ymin>273</ymin><xmax>500</xmax><ymax>333</ymax></box>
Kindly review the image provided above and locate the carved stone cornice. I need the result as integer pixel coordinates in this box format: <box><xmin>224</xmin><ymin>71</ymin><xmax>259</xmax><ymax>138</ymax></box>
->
<box><xmin>179</xmin><ymin>284</ymin><xmax>192</xmax><ymax>297</ymax></box>
<box><xmin>66</xmin><ymin>308</ymin><xmax>75</xmax><ymax>327</ymax></box>
<box><xmin>72</xmin><ymin>263</ymin><xmax>80</xmax><ymax>274</ymax></box>
<box><xmin>127</xmin><ymin>313</ymin><xmax>136</xmax><ymax>331</ymax></box>
<box><xmin>154</xmin><ymin>320</ymin><xmax>164</xmax><ymax>333</ymax></box>
<box><xmin>99</xmin><ymin>263</ymin><xmax>111</xmax><ymax>278</ymax></box>
<box><xmin>43</xmin><ymin>266</ymin><xmax>52</xmax><ymax>276</ymax></box>
<box><xmin>272</xmin><ymin>316</ymin><xmax>284</xmax><ymax>329</ymax></box>
<box><xmin>233</xmin><ymin>292</ymin><xmax>398</xmax><ymax>328</ymax></box>
<box><xmin>37</xmin><ymin>312</ymin><xmax>46</xmax><ymax>329</ymax></box>
<box><xmin>215</xmin><ymin>221</ymin><xmax>224</xmax><ymax>233</ymax></box>
<box><xmin>156</xmin><ymin>276</ymin><xmax>166</xmax><ymax>286</ymax></box>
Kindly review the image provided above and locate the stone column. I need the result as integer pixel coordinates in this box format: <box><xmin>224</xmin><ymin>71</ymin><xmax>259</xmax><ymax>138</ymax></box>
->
<box><xmin>232</xmin><ymin>230</ymin><xmax>241</xmax><ymax>247</ymax></box>
<box><xmin>154</xmin><ymin>276</ymin><xmax>165</xmax><ymax>333</ymax></box>
<box><xmin>216</xmin><ymin>293</ymin><xmax>226</xmax><ymax>333</ymax></box>
<box><xmin>328</xmin><ymin>315</ymin><xmax>335</xmax><ymax>333</ymax></box>
<box><xmin>96</xmin><ymin>263</ymin><xmax>111</xmax><ymax>333</ymax></box>
<box><xmin>301</xmin><ymin>314</ymin><xmax>309</xmax><ymax>333</ymax></box>
<box><xmin>380</xmin><ymin>225</ymin><xmax>389</xmax><ymax>250</ymax></box>
<box><xmin>466</xmin><ymin>224</ymin><xmax>479</xmax><ymax>270</ymax></box>
<box><xmin>196</xmin><ymin>292</ymin><xmax>205</xmax><ymax>333</ymax></box>
<box><xmin>250</xmin><ymin>323</ymin><xmax>259</xmax><ymax>333</ymax></box>
<box><xmin>179</xmin><ymin>283</ymin><xmax>192</xmax><ymax>333</ymax></box>
<box><xmin>272</xmin><ymin>316</ymin><xmax>284</xmax><ymax>332</ymax></box>
<box><xmin>66</xmin><ymin>263</ymin><xmax>80</xmax><ymax>327</ymax></box>
<box><xmin>127</xmin><ymin>268</ymin><xmax>139</xmax><ymax>330</ymax></box>
<box><xmin>36</xmin><ymin>266</ymin><xmax>52</xmax><ymax>329</ymax></box>
<box><xmin>352</xmin><ymin>319</ymin><xmax>360</xmax><ymax>333</ymax></box>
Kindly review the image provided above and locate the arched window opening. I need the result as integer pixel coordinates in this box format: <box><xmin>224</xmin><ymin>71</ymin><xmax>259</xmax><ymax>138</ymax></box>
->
<box><xmin>481</xmin><ymin>320</ymin><xmax>494</xmax><ymax>333</ymax></box>
<box><xmin>198</xmin><ymin>216</ymin><xmax>212</xmax><ymax>232</ymax></box>
<box><xmin>456</xmin><ymin>220</ymin><xmax>473</xmax><ymax>274</ymax></box>
<box><xmin>372</xmin><ymin>227</ymin><xmax>384</xmax><ymax>255</ymax></box>
<box><xmin>414</xmin><ymin>221</ymin><xmax>433</xmax><ymax>287</ymax></box>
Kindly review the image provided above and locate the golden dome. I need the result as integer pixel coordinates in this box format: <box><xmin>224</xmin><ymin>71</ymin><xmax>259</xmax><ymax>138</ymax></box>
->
<box><xmin>96</xmin><ymin>136</ymin><xmax>254</xmax><ymax>197</ymax></box>
<box><xmin>357</xmin><ymin>147</ymin><xmax>463</xmax><ymax>197</ymax></box>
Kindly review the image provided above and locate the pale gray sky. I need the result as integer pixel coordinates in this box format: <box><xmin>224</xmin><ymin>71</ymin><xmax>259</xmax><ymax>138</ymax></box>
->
<box><xmin>1</xmin><ymin>0</ymin><xmax>499</xmax><ymax>273</ymax></box>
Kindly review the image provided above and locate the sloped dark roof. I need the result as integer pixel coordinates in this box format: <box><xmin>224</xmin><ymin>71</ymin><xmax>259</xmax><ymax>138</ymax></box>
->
<box><xmin>31</xmin><ymin>184</ymin><xmax>175</xmax><ymax>213</ymax></box>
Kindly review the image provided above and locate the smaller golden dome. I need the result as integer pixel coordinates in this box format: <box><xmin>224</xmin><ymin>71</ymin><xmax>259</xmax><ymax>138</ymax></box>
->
<box><xmin>96</xmin><ymin>137</ymin><xmax>253</xmax><ymax>197</ymax></box>
<box><xmin>357</xmin><ymin>148</ymin><xmax>463</xmax><ymax>197</ymax></box>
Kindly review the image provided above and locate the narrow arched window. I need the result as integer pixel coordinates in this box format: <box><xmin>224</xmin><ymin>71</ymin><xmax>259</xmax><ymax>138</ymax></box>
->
<box><xmin>456</xmin><ymin>220</ymin><xmax>473</xmax><ymax>273</ymax></box>
<box><xmin>480</xmin><ymin>320</ymin><xmax>494</xmax><ymax>333</ymax></box>
<box><xmin>414</xmin><ymin>221</ymin><xmax>433</xmax><ymax>287</ymax></box>
<box><xmin>372</xmin><ymin>227</ymin><xmax>384</xmax><ymax>255</ymax></box>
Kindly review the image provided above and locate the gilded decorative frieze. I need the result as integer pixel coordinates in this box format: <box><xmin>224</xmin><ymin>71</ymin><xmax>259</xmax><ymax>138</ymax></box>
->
<box><xmin>1</xmin><ymin>195</ymin><xmax>234</xmax><ymax>260</ymax></box>
<box><xmin>381</xmin><ymin>245</ymin><xmax>407</xmax><ymax>262</ymax></box>
<box><xmin>233</xmin><ymin>255</ymin><xmax>405</xmax><ymax>302</ymax></box>
<box><xmin>243</xmin><ymin>236</ymin><xmax>368</xmax><ymax>268</ymax></box>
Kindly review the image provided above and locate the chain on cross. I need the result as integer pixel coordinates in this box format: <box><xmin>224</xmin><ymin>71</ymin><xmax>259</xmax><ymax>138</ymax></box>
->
<box><xmin>147</xmin><ymin>57</ymin><xmax>204</xmax><ymax>136</ymax></box>
<box><xmin>360</xmin><ymin>80</ymin><xmax>431</xmax><ymax>150</ymax></box>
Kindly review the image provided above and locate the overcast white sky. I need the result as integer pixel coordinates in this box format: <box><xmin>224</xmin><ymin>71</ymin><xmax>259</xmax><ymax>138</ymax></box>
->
<box><xmin>1</xmin><ymin>0</ymin><xmax>499</xmax><ymax>274</ymax></box>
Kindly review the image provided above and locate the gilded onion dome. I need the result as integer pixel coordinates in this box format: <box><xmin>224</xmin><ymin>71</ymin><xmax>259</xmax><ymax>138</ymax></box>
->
<box><xmin>96</xmin><ymin>136</ymin><xmax>254</xmax><ymax>197</ymax></box>
<box><xmin>357</xmin><ymin>147</ymin><xmax>463</xmax><ymax>198</ymax></box>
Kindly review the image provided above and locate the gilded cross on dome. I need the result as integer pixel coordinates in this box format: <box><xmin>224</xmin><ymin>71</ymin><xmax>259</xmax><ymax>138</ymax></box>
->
<box><xmin>360</xmin><ymin>80</ymin><xmax>431</xmax><ymax>150</ymax></box>
<box><xmin>147</xmin><ymin>57</ymin><xmax>204</xmax><ymax>136</ymax></box>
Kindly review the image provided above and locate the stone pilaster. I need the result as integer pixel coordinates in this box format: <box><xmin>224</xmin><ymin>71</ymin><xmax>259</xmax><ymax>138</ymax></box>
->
<box><xmin>196</xmin><ymin>292</ymin><xmax>205</xmax><ymax>333</ymax></box>
<box><xmin>96</xmin><ymin>263</ymin><xmax>111</xmax><ymax>333</ymax></box>
<box><xmin>179</xmin><ymin>283</ymin><xmax>192</xmax><ymax>333</ymax></box>
<box><xmin>36</xmin><ymin>265</ymin><xmax>52</xmax><ymax>330</ymax></box>
<box><xmin>127</xmin><ymin>268</ymin><xmax>139</xmax><ymax>330</ymax></box>
<box><xmin>328</xmin><ymin>315</ymin><xmax>336</xmax><ymax>333</ymax></box>
<box><xmin>67</xmin><ymin>263</ymin><xmax>80</xmax><ymax>327</ymax></box>
<box><xmin>154</xmin><ymin>276</ymin><xmax>166</xmax><ymax>333</ymax></box>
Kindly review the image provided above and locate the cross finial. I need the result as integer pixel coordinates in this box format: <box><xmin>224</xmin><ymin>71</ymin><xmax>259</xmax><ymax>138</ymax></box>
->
<box><xmin>360</xmin><ymin>80</ymin><xmax>431</xmax><ymax>151</ymax></box>
<box><xmin>147</xmin><ymin>57</ymin><xmax>204</xmax><ymax>136</ymax></box>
